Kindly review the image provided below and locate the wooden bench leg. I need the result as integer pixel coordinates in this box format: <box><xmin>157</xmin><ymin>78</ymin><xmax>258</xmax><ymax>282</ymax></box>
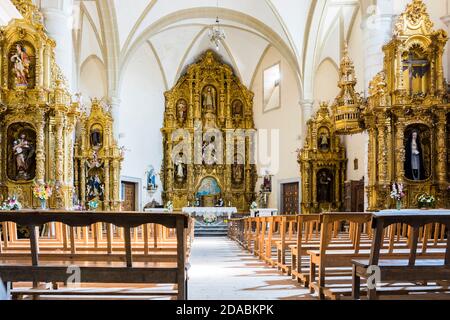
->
<box><xmin>309</xmin><ymin>261</ymin><xmax>316</xmax><ymax>294</ymax></box>
<box><xmin>367</xmin><ymin>287</ymin><xmax>377</xmax><ymax>300</ymax></box>
<box><xmin>352</xmin><ymin>265</ymin><xmax>360</xmax><ymax>300</ymax></box>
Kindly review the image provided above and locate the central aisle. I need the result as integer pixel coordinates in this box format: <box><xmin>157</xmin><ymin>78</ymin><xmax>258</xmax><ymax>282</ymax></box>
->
<box><xmin>188</xmin><ymin>237</ymin><xmax>314</xmax><ymax>300</ymax></box>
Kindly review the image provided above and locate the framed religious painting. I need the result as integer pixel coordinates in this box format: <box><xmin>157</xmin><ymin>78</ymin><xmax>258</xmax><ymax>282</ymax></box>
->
<box><xmin>263</xmin><ymin>62</ymin><xmax>281</xmax><ymax>113</ymax></box>
<box><xmin>7</xmin><ymin>123</ymin><xmax>36</xmax><ymax>182</ymax></box>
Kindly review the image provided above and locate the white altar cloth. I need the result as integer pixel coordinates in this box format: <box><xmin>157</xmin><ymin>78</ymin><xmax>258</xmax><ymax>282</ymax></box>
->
<box><xmin>182</xmin><ymin>207</ymin><xmax>237</xmax><ymax>219</ymax></box>
<box><xmin>145</xmin><ymin>208</ymin><xmax>169</xmax><ymax>213</ymax></box>
<box><xmin>375</xmin><ymin>209</ymin><xmax>450</xmax><ymax>217</ymax></box>
<box><xmin>250</xmin><ymin>208</ymin><xmax>278</xmax><ymax>217</ymax></box>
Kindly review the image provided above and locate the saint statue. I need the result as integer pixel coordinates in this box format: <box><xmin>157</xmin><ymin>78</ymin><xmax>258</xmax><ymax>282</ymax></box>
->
<box><xmin>319</xmin><ymin>133</ymin><xmax>329</xmax><ymax>151</ymax></box>
<box><xmin>12</xmin><ymin>133</ymin><xmax>35</xmax><ymax>180</ymax></box>
<box><xmin>87</xmin><ymin>174</ymin><xmax>104</xmax><ymax>200</ymax></box>
<box><xmin>317</xmin><ymin>170</ymin><xmax>332</xmax><ymax>203</ymax></box>
<box><xmin>147</xmin><ymin>166</ymin><xmax>157</xmax><ymax>190</ymax></box>
<box><xmin>262</xmin><ymin>173</ymin><xmax>272</xmax><ymax>192</ymax></box>
<box><xmin>405</xmin><ymin>130</ymin><xmax>426</xmax><ymax>181</ymax></box>
<box><xmin>202</xmin><ymin>86</ymin><xmax>216</xmax><ymax>113</ymax></box>
<box><xmin>175</xmin><ymin>152</ymin><xmax>185</xmax><ymax>181</ymax></box>
<box><xmin>233</xmin><ymin>100</ymin><xmax>243</xmax><ymax>117</ymax></box>
<box><xmin>216</xmin><ymin>198</ymin><xmax>224</xmax><ymax>207</ymax></box>
<box><xmin>233</xmin><ymin>164</ymin><xmax>243</xmax><ymax>184</ymax></box>
<box><xmin>177</xmin><ymin>100</ymin><xmax>187</xmax><ymax>123</ymax></box>
<box><xmin>10</xmin><ymin>44</ymin><xmax>31</xmax><ymax>87</ymax></box>
<box><xmin>203</xmin><ymin>138</ymin><xmax>218</xmax><ymax>165</ymax></box>
<box><xmin>91</xmin><ymin>130</ymin><xmax>102</xmax><ymax>148</ymax></box>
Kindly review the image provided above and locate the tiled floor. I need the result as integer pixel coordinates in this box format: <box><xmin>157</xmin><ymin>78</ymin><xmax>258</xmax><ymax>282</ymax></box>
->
<box><xmin>188</xmin><ymin>237</ymin><xmax>315</xmax><ymax>300</ymax></box>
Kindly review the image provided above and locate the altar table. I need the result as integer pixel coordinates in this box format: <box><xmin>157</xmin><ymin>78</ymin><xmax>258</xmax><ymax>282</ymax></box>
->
<box><xmin>250</xmin><ymin>208</ymin><xmax>279</xmax><ymax>217</ymax></box>
<box><xmin>182</xmin><ymin>207</ymin><xmax>237</xmax><ymax>219</ymax></box>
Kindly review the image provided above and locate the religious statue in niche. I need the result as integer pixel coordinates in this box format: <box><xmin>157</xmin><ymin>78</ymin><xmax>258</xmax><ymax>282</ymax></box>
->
<box><xmin>174</xmin><ymin>151</ymin><xmax>186</xmax><ymax>183</ymax></box>
<box><xmin>202</xmin><ymin>86</ymin><xmax>216</xmax><ymax>113</ymax></box>
<box><xmin>232</xmin><ymin>154</ymin><xmax>244</xmax><ymax>184</ymax></box>
<box><xmin>86</xmin><ymin>172</ymin><xmax>104</xmax><ymax>201</ymax></box>
<box><xmin>404</xmin><ymin>126</ymin><xmax>430</xmax><ymax>181</ymax></box>
<box><xmin>317</xmin><ymin>169</ymin><xmax>333</xmax><ymax>203</ymax></box>
<box><xmin>87</xmin><ymin>150</ymin><xmax>102</xmax><ymax>169</ymax></box>
<box><xmin>90</xmin><ymin>125</ymin><xmax>103</xmax><ymax>149</ymax></box>
<box><xmin>232</xmin><ymin>100</ymin><xmax>243</xmax><ymax>117</ymax></box>
<box><xmin>10</xmin><ymin>43</ymin><xmax>32</xmax><ymax>88</ymax></box>
<box><xmin>202</xmin><ymin>86</ymin><xmax>217</xmax><ymax>128</ymax></box>
<box><xmin>146</xmin><ymin>165</ymin><xmax>158</xmax><ymax>191</ymax></box>
<box><xmin>12</xmin><ymin>132</ymin><xmax>35</xmax><ymax>181</ymax></box>
<box><xmin>176</xmin><ymin>99</ymin><xmax>187</xmax><ymax>125</ymax></box>
<box><xmin>402</xmin><ymin>49</ymin><xmax>430</xmax><ymax>96</ymax></box>
<box><xmin>261</xmin><ymin>171</ymin><xmax>272</xmax><ymax>193</ymax></box>
<box><xmin>318</xmin><ymin>130</ymin><xmax>330</xmax><ymax>152</ymax></box>
<box><xmin>202</xmin><ymin>136</ymin><xmax>217</xmax><ymax>165</ymax></box>
<box><xmin>7</xmin><ymin>124</ymin><xmax>36</xmax><ymax>181</ymax></box>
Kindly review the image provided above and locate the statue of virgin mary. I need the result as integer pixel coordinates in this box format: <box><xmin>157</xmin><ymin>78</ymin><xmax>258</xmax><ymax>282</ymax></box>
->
<box><xmin>405</xmin><ymin>130</ymin><xmax>426</xmax><ymax>181</ymax></box>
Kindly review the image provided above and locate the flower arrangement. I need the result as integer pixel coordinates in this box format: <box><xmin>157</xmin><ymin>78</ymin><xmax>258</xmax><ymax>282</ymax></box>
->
<box><xmin>33</xmin><ymin>181</ymin><xmax>54</xmax><ymax>209</ymax></box>
<box><xmin>88</xmin><ymin>200</ymin><xmax>99</xmax><ymax>210</ymax></box>
<box><xmin>418</xmin><ymin>194</ymin><xmax>435</xmax><ymax>209</ymax></box>
<box><xmin>390</xmin><ymin>183</ymin><xmax>405</xmax><ymax>210</ymax></box>
<box><xmin>1</xmin><ymin>196</ymin><xmax>22</xmax><ymax>211</ymax></box>
<box><xmin>32</xmin><ymin>181</ymin><xmax>53</xmax><ymax>200</ymax></box>
<box><xmin>203</xmin><ymin>213</ymin><xmax>217</xmax><ymax>225</ymax></box>
<box><xmin>250</xmin><ymin>201</ymin><xmax>258</xmax><ymax>210</ymax></box>
<box><xmin>165</xmin><ymin>201</ymin><xmax>174</xmax><ymax>213</ymax></box>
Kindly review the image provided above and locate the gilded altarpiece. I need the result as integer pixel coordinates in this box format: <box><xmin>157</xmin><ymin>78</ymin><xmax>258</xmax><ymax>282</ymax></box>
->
<box><xmin>0</xmin><ymin>0</ymin><xmax>79</xmax><ymax>209</ymax></box>
<box><xmin>364</xmin><ymin>0</ymin><xmax>450</xmax><ymax>210</ymax></box>
<box><xmin>74</xmin><ymin>100</ymin><xmax>123</xmax><ymax>211</ymax></box>
<box><xmin>298</xmin><ymin>103</ymin><xmax>347</xmax><ymax>213</ymax></box>
<box><xmin>161</xmin><ymin>51</ymin><xmax>257</xmax><ymax>212</ymax></box>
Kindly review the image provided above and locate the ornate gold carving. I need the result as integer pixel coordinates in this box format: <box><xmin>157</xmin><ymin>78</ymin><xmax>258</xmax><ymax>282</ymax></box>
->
<box><xmin>332</xmin><ymin>44</ymin><xmax>364</xmax><ymax>134</ymax></box>
<box><xmin>364</xmin><ymin>0</ymin><xmax>450</xmax><ymax>210</ymax></box>
<box><xmin>74</xmin><ymin>99</ymin><xmax>123</xmax><ymax>211</ymax></box>
<box><xmin>299</xmin><ymin>103</ymin><xmax>347</xmax><ymax>213</ymax></box>
<box><xmin>161</xmin><ymin>51</ymin><xmax>257</xmax><ymax>212</ymax></box>
<box><xmin>0</xmin><ymin>1</ymin><xmax>80</xmax><ymax>209</ymax></box>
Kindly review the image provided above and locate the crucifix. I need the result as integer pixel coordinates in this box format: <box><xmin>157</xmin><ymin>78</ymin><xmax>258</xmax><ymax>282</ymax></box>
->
<box><xmin>402</xmin><ymin>52</ymin><xmax>429</xmax><ymax>95</ymax></box>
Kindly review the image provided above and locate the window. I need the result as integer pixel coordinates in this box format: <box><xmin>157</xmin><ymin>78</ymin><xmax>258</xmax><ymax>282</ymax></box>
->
<box><xmin>263</xmin><ymin>63</ymin><xmax>281</xmax><ymax>113</ymax></box>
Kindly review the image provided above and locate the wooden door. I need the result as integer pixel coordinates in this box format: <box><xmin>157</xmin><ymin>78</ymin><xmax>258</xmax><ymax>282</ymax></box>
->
<box><xmin>121</xmin><ymin>182</ymin><xmax>136</xmax><ymax>211</ymax></box>
<box><xmin>282</xmin><ymin>182</ymin><xmax>299</xmax><ymax>214</ymax></box>
<box><xmin>344</xmin><ymin>179</ymin><xmax>365</xmax><ymax>212</ymax></box>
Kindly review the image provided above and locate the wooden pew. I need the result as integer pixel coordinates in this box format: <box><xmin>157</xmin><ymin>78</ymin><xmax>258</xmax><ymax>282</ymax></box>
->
<box><xmin>0</xmin><ymin>212</ymin><xmax>195</xmax><ymax>259</ymax></box>
<box><xmin>228</xmin><ymin>218</ymin><xmax>246</xmax><ymax>247</ymax></box>
<box><xmin>309</xmin><ymin>212</ymin><xmax>447</xmax><ymax>299</ymax></box>
<box><xmin>289</xmin><ymin>214</ymin><xmax>321</xmax><ymax>284</ymax></box>
<box><xmin>352</xmin><ymin>210</ymin><xmax>450</xmax><ymax>300</ymax></box>
<box><xmin>0</xmin><ymin>210</ymin><xmax>190</xmax><ymax>300</ymax></box>
<box><xmin>308</xmin><ymin>213</ymin><xmax>374</xmax><ymax>299</ymax></box>
<box><xmin>275</xmin><ymin>216</ymin><xmax>298</xmax><ymax>274</ymax></box>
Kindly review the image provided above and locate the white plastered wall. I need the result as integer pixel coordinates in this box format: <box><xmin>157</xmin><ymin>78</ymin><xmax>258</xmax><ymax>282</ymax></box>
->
<box><xmin>251</xmin><ymin>46</ymin><xmax>302</xmax><ymax>211</ymax></box>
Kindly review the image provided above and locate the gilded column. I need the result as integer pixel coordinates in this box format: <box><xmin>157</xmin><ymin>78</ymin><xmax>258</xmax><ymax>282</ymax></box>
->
<box><xmin>35</xmin><ymin>108</ymin><xmax>46</xmax><ymax>184</ymax></box>
<box><xmin>54</xmin><ymin>111</ymin><xmax>64</xmax><ymax>186</ymax></box>
<box><xmin>80</xmin><ymin>161</ymin><xmax>86</xmax><ymax>207</ymax></box>
<box><xmin>367</xmin><ymin>126</ymin><xmax>376</xmax><ymax>210</ymax></box>
<box><xmin>104</xmin><ymin>159</ymin><xmax>110</xmax><ymax>210</ymax></box>
<box><xmin>112</xmin><ymin>159</ymin><xmax>120</xmax><ymax>210</ymax></box>
<box><xmin>395</xmin><ymin>117</ymin><xmax>406</xmax><ymax>183</ymax></box>
<box><xmin>377</xmin><ymin>115</ymin><xmax>387</xmax><ymax>185</ymax></box>
<box><xmin>436</xmin><ymin>110</ymin><xmax>447</xmax><ymax>184</ymax></box>
<box><xmin>312</xmin><ymin>165</ymin><xmax>317</xmax><ymax>209</ymax></box>
<box><xmin>385</xmin><ymin>116</ymin><xmax>393</xmax><ymax>182</ymax></box>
